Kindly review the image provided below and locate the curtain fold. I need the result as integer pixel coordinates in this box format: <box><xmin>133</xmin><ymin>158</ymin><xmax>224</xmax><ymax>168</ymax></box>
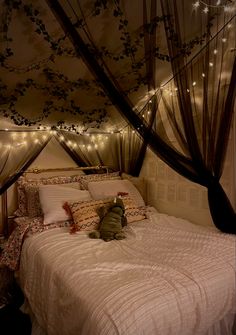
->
<box><xmin>0</xmin><ymin>131</ymin><xmax>52</xmax><ymax>194</ymax></box>
<box><xmin>46</xmin><ymin>0</ymin><xmax>236</xmax><ymax>233</ymax></box>
<box><xmin>159</xmin><ymin>0</ymin><xmax>236</xmax><ymax>233</ymax></box>
<box><xmin>55</xmin><ymin>129</ymin><xmax>145</xmax><ymax>175</ymax></box>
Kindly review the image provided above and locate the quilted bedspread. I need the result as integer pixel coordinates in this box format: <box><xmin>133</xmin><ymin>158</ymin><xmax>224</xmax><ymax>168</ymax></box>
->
<box><xmin>19</xmin><ymin>211</ymin><xmax>236</xmax><ymax>335</ymax></box>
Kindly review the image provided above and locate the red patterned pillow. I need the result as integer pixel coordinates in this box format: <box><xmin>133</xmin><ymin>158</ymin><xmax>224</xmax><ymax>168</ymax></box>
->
<box><xmin>14</xmin><ymin>175</ymin><xmax>82</xmax><ymax>217</ymax></box>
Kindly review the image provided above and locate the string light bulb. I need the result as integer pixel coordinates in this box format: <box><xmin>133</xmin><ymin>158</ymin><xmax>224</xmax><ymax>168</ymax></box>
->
<box><xmin>193</xmin><ymin>1</ymin><xmax>200</xmax><ymax>8</ymax></box>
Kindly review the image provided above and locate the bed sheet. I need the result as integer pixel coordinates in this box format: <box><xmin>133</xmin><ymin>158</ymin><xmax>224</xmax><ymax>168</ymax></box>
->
<box><xmin>19</xmin><ymin>211</ymin><xmax>236</xmax><ymax>335</ymax></box>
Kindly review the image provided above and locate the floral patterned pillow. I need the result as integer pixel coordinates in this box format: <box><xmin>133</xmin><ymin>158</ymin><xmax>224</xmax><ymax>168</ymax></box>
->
<box><xmin>14</xmin><ymin>175</ymin><xmax>82</xmax><ymax>217</ymax></box>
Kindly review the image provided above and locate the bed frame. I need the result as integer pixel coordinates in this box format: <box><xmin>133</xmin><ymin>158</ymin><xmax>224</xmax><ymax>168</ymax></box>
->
<box><xmin>1</xmin><ymin>165</ymin><xmax>109</xmax><ymax>238</ymax></box>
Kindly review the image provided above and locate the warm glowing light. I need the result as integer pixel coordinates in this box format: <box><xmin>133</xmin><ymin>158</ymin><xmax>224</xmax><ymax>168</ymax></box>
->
<box><xmin>209</xmin><ymin>62</ymin><xmax>214</xmax><ymax>67</ymax></box>
<box><xmin>203</xmin><ymin>6</ymin><xmax>209</xmax><ymax>13</ymax></box>
<box><xmin>213</xmin><ymin>49</ymin><xmax>218</xmax><ymax>54</ymax></box>
<box><xmin>192</xmin><ymin>81</ymin><xmax>197</xmax><ymax>86</ymax></box>
<box><xmin>202</xmin><ymin>73</ymin><xmax>206</xmax><ymax>77</ymax></box>
<box><xmin>222</xmin><ymin>38</ymin><xmax>227</xmax><ymax>43</ymax></box>
<box><xmin>193</xmin><ymin>1</ymin><xmax>200</xmax><ymax>9</ymax></box>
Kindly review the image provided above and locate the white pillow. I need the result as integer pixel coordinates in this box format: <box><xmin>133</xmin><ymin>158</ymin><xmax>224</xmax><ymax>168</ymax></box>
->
<box><xmin>39</xmin><ymin>185</ymin><xmax>92</xmax><ymax>225</ymax></box>
<box><xmin>87</xmin><ymin>179</ymin><xmax>145</xmax><ymax>207</ymax></box>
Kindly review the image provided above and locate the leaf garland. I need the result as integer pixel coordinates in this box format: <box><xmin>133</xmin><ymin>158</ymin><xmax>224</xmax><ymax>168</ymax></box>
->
<box><xmin>0</xmin><ymin>0</ymin><xmax>217</xmax><ymax>130</ymax></box>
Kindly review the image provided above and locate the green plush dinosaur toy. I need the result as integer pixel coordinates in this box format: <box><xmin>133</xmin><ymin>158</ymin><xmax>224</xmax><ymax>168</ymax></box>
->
<box><xmin>89</xmin><ymin>197</ymin><xmax>127</xmax><ymax>242</ymax></box>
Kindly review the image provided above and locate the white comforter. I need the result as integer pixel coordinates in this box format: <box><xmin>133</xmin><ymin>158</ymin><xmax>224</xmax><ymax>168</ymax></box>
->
<box><xmin>19</xmin><ymin>211</ymin><xmax>236</xmax><ymax>335</ymax></box>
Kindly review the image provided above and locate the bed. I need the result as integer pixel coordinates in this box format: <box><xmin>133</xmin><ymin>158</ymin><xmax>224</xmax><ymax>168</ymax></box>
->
<box><xmin>1</xmin><ymin>167</ymin><xmax>236</xmax><ymax>335</ymax></box>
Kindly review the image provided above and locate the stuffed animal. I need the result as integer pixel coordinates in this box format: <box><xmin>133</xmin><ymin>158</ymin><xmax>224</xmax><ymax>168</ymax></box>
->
<box><xmin>89</xmin><ymin>197</ymin><xmax>127</xmax><ymax>242</ymax></box>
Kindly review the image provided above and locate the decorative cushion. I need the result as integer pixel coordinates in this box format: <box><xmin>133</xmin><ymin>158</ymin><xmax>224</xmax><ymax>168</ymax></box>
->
<box><xmin>88</xmin><ymin>179</ymin><xmax>145</xmax><ymax>207</ymax></box>
<box><xmin>39</xmin><ymin>185</ymin><xmax>92</xmax><ymax>225</ymax></box>
<box><xmin>120</xmin><ymin>196</ymin><xmax>146</xmax><ymax>223</ymax></box>
<box><xmin>67</xmin><ymin>196</ymin><xmax>146</xmax><ymax>232</ymax></box>
<box><xmin>66</xmin><ymin>198</ymin><xmax>113</xmax><ymax>232</ymax></box>
<box><xmin>14</xmin><ymin>175</ymin><xmax>82</xmax><ymax>217</ymax></box>
<box><xmin>79</xmin><ymin>172</ymin><xmax>120</xmax><ymax>190</ymax></box>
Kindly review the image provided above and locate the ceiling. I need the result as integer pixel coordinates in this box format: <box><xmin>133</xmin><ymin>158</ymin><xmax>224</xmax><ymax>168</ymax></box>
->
<box><xmin>0</xmin><ymin>0</ymin><xmax>235</xmax><ymax>132</ymax></box>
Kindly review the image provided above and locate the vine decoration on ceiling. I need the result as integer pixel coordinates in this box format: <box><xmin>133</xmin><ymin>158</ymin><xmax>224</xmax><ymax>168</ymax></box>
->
<box><xmin>0</xmin><ymin>0</ymin><xmax>216</xmax><ymax>129</ymax></box>
<box><xmin>0</xmin><ymin>73</ymin><xmax>109</xmax><ymax>128</ymax></box>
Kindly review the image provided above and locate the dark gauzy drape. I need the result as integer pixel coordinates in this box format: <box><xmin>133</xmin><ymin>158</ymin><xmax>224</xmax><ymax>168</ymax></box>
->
<box><xmin>0</xmin><ymin>131</ymin><xmax>52</xmax><ymax>194</ymax></box>
<box><xmin>47</xmin><ymin>0</ymin><xmax>236</xmax><ymax>234</ymax></box>
<box><xmin>158</xmin><ymin>0</ymin><xmax>236</xmax><ymax>233</ymax></box>
<box><xmin>55</xmin><ymin>129</ymin><xmax>145</xmax><ymax>176</ymax></box>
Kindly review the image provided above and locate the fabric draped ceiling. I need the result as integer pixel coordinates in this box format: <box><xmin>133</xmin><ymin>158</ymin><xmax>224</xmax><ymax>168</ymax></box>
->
<box><xmin>47</xmin><ymin>0</ymin><xmax>236</xmax><ymax>234</ymax></box>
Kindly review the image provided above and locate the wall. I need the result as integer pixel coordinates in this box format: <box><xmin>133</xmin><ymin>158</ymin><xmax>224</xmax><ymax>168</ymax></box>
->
<box><xmin>140</xmin><ymin>128</ymin><xmax>235</xmax><ymax>228</ymax></box>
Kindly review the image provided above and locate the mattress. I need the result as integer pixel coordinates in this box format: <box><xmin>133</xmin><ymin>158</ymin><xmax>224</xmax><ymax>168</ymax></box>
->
<box><xmin>19</xmin><ymin>210</ymin><xmax>236</xmax><ymax>335</ymax></box>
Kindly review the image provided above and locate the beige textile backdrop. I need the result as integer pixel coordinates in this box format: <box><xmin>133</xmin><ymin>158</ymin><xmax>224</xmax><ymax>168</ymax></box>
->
<box><xmin>0</xmin><ymin>122</ymin><xmax>235</xmax><ymax>232</ymax></box>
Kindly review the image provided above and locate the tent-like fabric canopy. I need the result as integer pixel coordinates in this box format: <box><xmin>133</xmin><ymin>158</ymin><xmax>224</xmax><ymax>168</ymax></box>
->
<box><xmin>0</xmin><ymin>0</ymin><xmax>236</xmax><ymax>234</ymax></box>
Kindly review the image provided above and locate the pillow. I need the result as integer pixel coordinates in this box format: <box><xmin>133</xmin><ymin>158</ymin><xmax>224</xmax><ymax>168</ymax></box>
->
<box><xmin>25</xmin><ymin>182</ymin><xmax>82</xmax><ymax>218</ymax></box>
<box><xmin>14</xmin><ymin>175</ymin><xmax>82</xmax><ymax>217</ymax></box>
<box><xmin>120</xmin><ymin>196</ymin><xmax>146</xmax><ymax>223</ymax></box>
<box><xmin>39</xmin><ymin>185</ymin><xmax>92</xmax><ymax>225</ymax></box>
<box><xmin>79</xmin><ymin>172</ymin><xmax>121</xmax><ymax>190</ymax></box>
<box><xmin>67</xmin><ymin>196</ymin><xmax>146</xmax><ymax>232</ymax></box>
<box><xmin>66</xmin><ymin>198</ymin><xmax>113</xmax><ymax>232</ymax></box>
<box><xmin>88</xmin><ymin>179</ymin><xmax>145</xmax><ymax>207</ymax></box>
<box><xmin>121</xmin><ymin>173</ymin><xmax>147</xmax><ymax>203</ymax></box>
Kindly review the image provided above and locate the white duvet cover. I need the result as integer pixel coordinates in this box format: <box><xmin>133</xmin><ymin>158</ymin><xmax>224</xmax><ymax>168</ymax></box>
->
<box><xmin>19</xmin><ymin>211</ymin><xmax>236</xmax><ymax>335</ymax></box>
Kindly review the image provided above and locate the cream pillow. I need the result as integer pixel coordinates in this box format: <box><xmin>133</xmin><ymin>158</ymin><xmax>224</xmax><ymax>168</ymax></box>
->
<box><xmin>87</xmin><ymin>179</ymin><xmax>145</xmax><ymax>207</ymax></box>
<box><xmin>39</xmin><ymin>185</ymin><xmax>92</xmax><ymax>225</ymax></box>
<box><xmin>79</xmin><ymin>172</ymin><xmax>120</xmax><ymax>190</ymax></box>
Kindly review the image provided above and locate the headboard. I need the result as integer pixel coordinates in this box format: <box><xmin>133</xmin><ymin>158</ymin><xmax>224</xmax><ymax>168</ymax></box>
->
<box><xmin>1</xmin><ymin>165</ymin><xmax>109</xmax><ymax>237</ymax></box>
